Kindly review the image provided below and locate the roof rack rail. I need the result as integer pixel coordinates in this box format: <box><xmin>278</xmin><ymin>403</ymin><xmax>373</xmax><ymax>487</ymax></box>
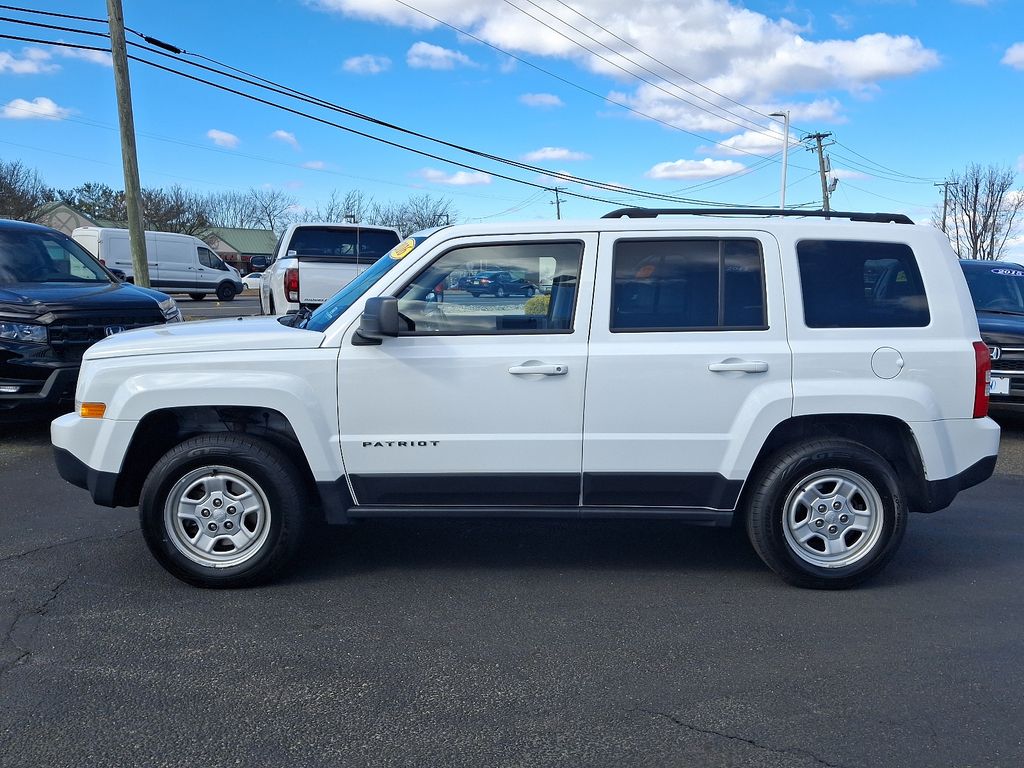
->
<box><xmin>601</xmin><ymin>207</ymin><xmax>915</xmax><ymax>225</ymax></box>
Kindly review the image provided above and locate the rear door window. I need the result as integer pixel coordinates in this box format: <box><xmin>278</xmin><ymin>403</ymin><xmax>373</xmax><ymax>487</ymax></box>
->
<box><xmin>611</xmin><ymin>238</ymin><xmax>766</xmax><ymax>332</ymax></box>
<box><xmin>797</xmin><ymin>240</ymin><xmax>929</xmax><ymax>328</ymax></box>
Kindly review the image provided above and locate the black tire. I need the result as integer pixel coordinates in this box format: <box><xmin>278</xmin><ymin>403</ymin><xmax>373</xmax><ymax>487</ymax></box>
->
<box><xmin>744</xmin><ymin>439</ymin><xmax>907</xmax><ymax>589</ymax></box>
<box><xmin>188</xmin><ymin>293</ymin><xmax>205</xmax><ymax>301</ymax></box>
<box><xmin>470</xmin><ymin>292</ymin><xmax>481</xmax><ymax>298</ymax></box>
<box><xmin>496</xmin><ymin>286</ymin><xmax>506</xmax><ymax>298</ymax></box>
<box><xmin>139</xmin><ymin>434</ymin><xmax>310</xmax><ymax>588</ymax></box>
<box><xmin>216</xmin><ymin>282</ymin><xmax>237</xmax><ymax>301</ymax></box>
<box><xmin>524</xmin><ymin>286</ymin><xmax>535</xmax><ymax>298</ymax></box>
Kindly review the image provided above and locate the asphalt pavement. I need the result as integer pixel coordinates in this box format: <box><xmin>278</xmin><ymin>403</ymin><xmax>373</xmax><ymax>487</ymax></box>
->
<box><xmin>2</xmin><ymin>413</ymin><xmax>1024</xmax><ymax>767</ymax></box>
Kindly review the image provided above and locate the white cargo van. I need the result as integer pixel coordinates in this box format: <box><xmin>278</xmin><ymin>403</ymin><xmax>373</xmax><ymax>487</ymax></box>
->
<box><xmin>72</xmin><ymin>227</ymin><xmax>244</xmax><ymax>301</ymax></box>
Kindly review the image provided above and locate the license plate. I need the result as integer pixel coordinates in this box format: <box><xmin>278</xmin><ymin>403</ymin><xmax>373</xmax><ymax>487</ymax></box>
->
<box><xmin>990</xmin><ymin>376</ymin><xmax>1011</xmax><ymax>395</ymax></box>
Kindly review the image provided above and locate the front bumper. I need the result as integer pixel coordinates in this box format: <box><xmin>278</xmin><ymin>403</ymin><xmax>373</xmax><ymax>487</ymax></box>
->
<box><xmin>0</xmin><ymin>365</ymin><xmax>78</xmax><ymax>411</ymax></box>
<box><xmin>52</xmin><ymin>445</ymin><xmax>120</xmax><ymax>507</ymax></box>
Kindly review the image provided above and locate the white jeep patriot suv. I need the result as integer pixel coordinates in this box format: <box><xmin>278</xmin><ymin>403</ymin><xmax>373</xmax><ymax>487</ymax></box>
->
<box><xmin>52</xmin><ymin>208</ymin><xmax>1000</xmax><ymax>589</ymax></box>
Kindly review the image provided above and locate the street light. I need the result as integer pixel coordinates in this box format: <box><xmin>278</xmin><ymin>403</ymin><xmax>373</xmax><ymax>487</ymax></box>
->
<box><xmin>769</xmin><ymin>110</ymin><xmax>790</xmax><ymax>209</ymax></box>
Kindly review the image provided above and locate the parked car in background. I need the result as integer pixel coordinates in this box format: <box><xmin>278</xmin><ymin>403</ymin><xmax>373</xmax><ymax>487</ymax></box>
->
<box><xmin>242</xmin><ymin>272</ymin><xmax>263</xmax><ymax>291</ymax></box>
<box><xmin>72</xmin><ymin>227</ymin><xmax>243</xmax><ymax>302</ymax></box>
<box><xmin>259</xmin><ymin>223</ymin><xmax>402</xmax><ymax>315</ymax></box>
<box><xmin>1</xmin><ymin>219</ymin><xmax>180</xmax><ymax>414</ymax></box>
<box><xmin>462</xmin><ymin>270</ymin><xmax>538</xmax><ymax>298</ymax></box>
<box><xmin>960</xmin><ymin>259</ymin><xmax>1024</xmax><ymax>410</ymax></box>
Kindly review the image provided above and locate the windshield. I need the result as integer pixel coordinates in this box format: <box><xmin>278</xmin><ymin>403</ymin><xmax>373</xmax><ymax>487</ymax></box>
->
<box><xmin>304</xmin><ymin>236</ymin><xmax>428</xmax><ymax>331</ymax></box>
<box><xmin>0</xmin><ymin>229</ymin><xmax>111</xmax><ymax>284</ymax></box>
<box><xmin>962</xmin><ymin>264</ymin><xmax>1024</xmax><ymax>314</ymax></box>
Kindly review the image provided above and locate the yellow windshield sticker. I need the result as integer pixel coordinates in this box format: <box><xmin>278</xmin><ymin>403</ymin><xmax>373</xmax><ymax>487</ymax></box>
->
<box><xmin>392</xmin><ymin>238</ymin><xmax>416</xmax><ymax>260</ymax></box>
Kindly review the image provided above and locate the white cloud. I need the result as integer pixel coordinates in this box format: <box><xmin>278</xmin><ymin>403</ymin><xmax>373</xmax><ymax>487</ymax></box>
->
<box><xmin>645</xmin><ymin>158</ymin><xmax>746</xmax><ymax>180</ymax></box>
<box><xmin>206</xmin><ymin>129</ymin><xmax>240</xmax><ymax>148</ymax></box>
<box><xmin>311</xmin><ymin>0</ymin><xmax>938</xmax><ymax>134</ymax></box>
<box><xmin>703</xmin><ymin>127</ymin><xmax>787</xmax><ymax>157</ymax></box>
<box><xmin>342</xmin><ymin>54</ymin><xmax>391</xmax><ymax>74</ymax></box>
<box><xmin>830</xmin><ymin>168</ymin><xmax>867</xmax><ymax>180</ymax></box>
<box><xmin>0</xmin><ymin>48</ymin><xmax>58</xmax><ymax>75</ymax></box>
<box><xmin>520</xmin><ymin>92</ymin><xmax>563</xmax><ymax>108</ymax></box>
<box><xmin>1</xmin><ymin>96</ymin><xmax>71</xmax><ymax>120</ymax></box>
<box><xmin>302</xmin><ymin>160</ymin><xmax>327</xmax><ymax>170</ymax></box>
<box><xmin>522</xmin><ymin>147</ymin><xmax>591</xmax><ymax>162</ymax></box>
<box><xmin>406</xmin><ymin>41</ymin><xmax>473</xmax><ymax>70</ymax></box>
<box><xmin>418</xmin><ymin>167</ymin><xmax>492</xmax><ymax>185</ymax></box>
<box><xmin>831</xmin><ymin>14</ymin><xmax>853</xmax><ymax>31</ymax></box>
<box><xmin>53</xmin><ymin>43</ymin><xmax>112</xmax><ymax>67</ymax></box>
<box><xmin>270</xmin><ymin>129</ymin><xmax>300</xmax><ymax>150</ymax></box>
<box><xmin>1002</xmin><ymin>43</ymin><xmax>1024</xmax><ymax>70</ymax></box>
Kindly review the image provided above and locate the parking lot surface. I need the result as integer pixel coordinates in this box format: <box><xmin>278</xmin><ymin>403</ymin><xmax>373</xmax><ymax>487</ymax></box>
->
<box><xmin>2</xmin><ymin>414</ymin><xmax>1024</xmax><ymax>768</ymax></box>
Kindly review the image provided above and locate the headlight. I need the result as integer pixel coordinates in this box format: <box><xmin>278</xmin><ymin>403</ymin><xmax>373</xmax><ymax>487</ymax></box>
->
<box><xmin>158</xmin><ymin>298</ymin><xmax>182</xmax><ymax>323</ymax></box>
<box><xmin>0</xmin><ymin>321</ymin><xmax>47</xmax><ymax>343</ymax></box>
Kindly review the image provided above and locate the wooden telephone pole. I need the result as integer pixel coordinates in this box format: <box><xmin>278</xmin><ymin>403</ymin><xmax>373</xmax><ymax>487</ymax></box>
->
<box><xmin>804</xmin><ymin>132</ymin><xmax>833</xmax><ymax>217</ymax></box>
<box><xmin>106</xmin><ymin>0</ymin><xmax>150</xmax><ymax>287</ymax></box>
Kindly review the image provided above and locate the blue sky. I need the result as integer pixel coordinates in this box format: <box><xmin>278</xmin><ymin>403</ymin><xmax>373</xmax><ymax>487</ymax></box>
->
<box><xmin>1</xmin><ymin>0</ymin><xmax>1022</xmax><ymax>230</ymax></box>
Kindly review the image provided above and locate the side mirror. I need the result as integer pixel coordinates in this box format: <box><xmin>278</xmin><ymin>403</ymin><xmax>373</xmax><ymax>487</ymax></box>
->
<box><xmin>355</xmin><ymin>296</ymin><xmax>399</xmax><ymax>344</ymax></box>
<box><xmin>249</xmin><ymin>256</ymin><xmax>270</xmax><ymax>271</ymax></box>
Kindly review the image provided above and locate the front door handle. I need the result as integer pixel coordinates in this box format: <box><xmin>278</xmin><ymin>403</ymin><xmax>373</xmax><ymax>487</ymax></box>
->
<box><xmin>508</xmin><ymin>362</ymin><xmax>568</xmax><ymax>376</ymax></box>
<box><xmin>708</xmin><ymin>360</ymin><xmax>768</xmax><ymax>373</ymax></box>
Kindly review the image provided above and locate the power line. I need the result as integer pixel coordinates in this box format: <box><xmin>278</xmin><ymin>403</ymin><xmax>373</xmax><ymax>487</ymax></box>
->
<box><xmin>0</xmin><ymin>29</ymin><xmax>714</xmax><ymax>208</ymax></box>
<box><xmin>500</xmin><ymin>0</ymin><xmax>778</xmax><ymax>138</ymax></box>
<box><xmin>550</xmin><ymin>0</ymin><xmax>781</xmax><ymax>125</ymax></box>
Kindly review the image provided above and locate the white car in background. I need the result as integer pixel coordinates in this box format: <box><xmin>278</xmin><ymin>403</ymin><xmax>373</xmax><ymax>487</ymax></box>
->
<box><xmin>242</xmin><ymin>272</ymin><xmax>263</xmax><ymax>291</ymax></box>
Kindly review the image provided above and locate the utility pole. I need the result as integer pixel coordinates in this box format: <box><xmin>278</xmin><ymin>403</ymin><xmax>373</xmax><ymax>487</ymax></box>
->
<box><xmin>769</xmin><ymin>110</ymin><xmax>790</xmax><ymax>209</ymax></box>
<box><xmin>804</xmin><ymin>132</ymin><xmax>833</xmax><ymax>216</ymax></box>
<box><xmin>935</xmin><ymin>180</ymin><xmax>951</xmax><ymax>234</ymax></box>
<box><xmin>550</xmin><ymin>187</ymin><xmax>566</xmax><ymax>220</ymax></box>
<box><xmin>106</xmin><ymin>0</ymin><xmax>150</xmax><ymax>287</ymax></box>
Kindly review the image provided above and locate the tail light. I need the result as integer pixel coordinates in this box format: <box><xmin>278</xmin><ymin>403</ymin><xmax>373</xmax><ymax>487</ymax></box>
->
<box><xmin>284</xmin><ymin>267</ymin><xmax>299</xmax><ymax>303</ymax></box>
<box><xmin>973</xmin><ymin>341</ymin><xmax>991</xmax><ymax>418</ymax></box>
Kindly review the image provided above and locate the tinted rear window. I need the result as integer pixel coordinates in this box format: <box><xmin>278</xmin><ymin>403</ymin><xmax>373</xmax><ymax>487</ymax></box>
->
<box><xmin>797</xmin><ymin>240</ymin><xmax>929</xmax><ymax>328</ymax></box>
<box><xmin>288</xmin><ymin>227</ymin><xmax>400</xmax><ymax>264</ymax></box>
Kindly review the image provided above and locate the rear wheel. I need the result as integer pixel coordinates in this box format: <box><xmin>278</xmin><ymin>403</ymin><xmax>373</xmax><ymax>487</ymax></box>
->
<box><xmin>745</xmin><ymin>439</ymin><xmax>907</xmax><ymax>589</ymax></box>
<box><xmin>216</xmin><ymin>282</ymin><xmax>237</xmax><ymax>301</ymax></box>
<box><xmin>496</xmin><ymin>286</ymin><xmax>507</xmax><ymax>298</ymax></box>
<box><xmin>139</xmin><ymin>434</ymin><xmax>309</xmax><ymax>588</ymax></box>
<box><xmin>188</xmin><ymin>293</ymin><xmax>205</xmax><ymax>301</ymax></box>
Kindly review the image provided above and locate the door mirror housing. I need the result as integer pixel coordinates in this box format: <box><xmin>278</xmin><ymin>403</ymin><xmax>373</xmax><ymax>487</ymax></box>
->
<box><xmin>249</xmin><ymin>255</ymin><xmax>270</xmax><ymax>271</ymax></box>
<box><xmin>355</xmin><ymin>296</ymin><xmax>399</xmax><ymax>344</ymax></box>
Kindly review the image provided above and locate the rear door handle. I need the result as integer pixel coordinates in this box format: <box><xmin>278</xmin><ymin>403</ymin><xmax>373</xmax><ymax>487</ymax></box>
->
<box><xmin>508</xmin><ymin>363</ymin><xmax>568</xmax><ymax>376</ymax></box>
<box><xmin>708</xmin><ymin>360</ymin><xmax>768</xmax><ymax>373</ymax></box>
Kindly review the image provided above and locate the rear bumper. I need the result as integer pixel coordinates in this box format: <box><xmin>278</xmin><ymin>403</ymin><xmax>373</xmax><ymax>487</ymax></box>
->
<box><xmin>924</xmin><ymin>454</ymin><xmax>998</xmax><ymax>513</ymax></box>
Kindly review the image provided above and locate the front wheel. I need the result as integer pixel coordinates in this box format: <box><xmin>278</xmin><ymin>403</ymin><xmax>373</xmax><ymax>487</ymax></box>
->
<box><xmin>745</xmin><ymin>439</ymin><xmax>907</xmax><ymax>589</ymax></box>
<box><xmin>216</xmin><ymin>282</ymin><xmax>237</xmax><ymax>301</ymax></box>
<box><xmin>524</xmin><ymin>286</ymin><xmax>535</xmax><ymax>298</ymax></box>
<box><xmin>139</xmin><ymin>434</ymin><xmax>309</xmax><ymax>588</ymax></box>
<box><xmin>188</xmin><ymin>293</ymin><xmax>205</xmax><ymax>301</ymax></box>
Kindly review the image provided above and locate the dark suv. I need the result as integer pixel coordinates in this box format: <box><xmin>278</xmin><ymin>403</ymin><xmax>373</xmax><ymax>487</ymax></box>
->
<box><xmin>960</xmin><ymin>260</ymin><xmax>1024</xmax><ymax>410</ymax></box>
<box><xmin>0</xmin><ymin>220</ymin><xmax>180</xmax><ymax>414</ymax></box>
<box><xmin>462</xmin><ymin>270</ymin><xmax>537</xmax><ymax>298</ymax></box>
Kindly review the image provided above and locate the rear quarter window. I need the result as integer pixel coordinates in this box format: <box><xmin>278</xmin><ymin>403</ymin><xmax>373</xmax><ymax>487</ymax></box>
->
<box><xmin>797</xmin><ymin>240</ymin><xmax>930</xmax><ymax>328</ymax></box>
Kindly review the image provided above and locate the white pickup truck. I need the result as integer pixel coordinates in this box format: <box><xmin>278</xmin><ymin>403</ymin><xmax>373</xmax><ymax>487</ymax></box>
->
<box><xmin>258</xmin><ymin>223</ymin><xmax>401</xmax><ymax>315</ymax></box>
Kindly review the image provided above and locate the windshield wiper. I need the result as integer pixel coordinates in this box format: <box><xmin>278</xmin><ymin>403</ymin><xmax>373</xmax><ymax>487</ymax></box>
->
<box><xmin>980</xmin><ymin>308</ymin><xmax>1024</xmax><ymax>316</ymax></box>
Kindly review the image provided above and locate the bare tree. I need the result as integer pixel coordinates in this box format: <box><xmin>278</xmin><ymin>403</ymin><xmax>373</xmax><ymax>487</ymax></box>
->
<box><xmin>141</xmin><ymin>186</ymin><xmax>213</xmax><ymax>236</ymax></box>
<box><xmin>246</xmin><ymin>187</ymin><xmax>297</xmax><ymax>233</ymax></box>
<box><xmin>0</xmin><ymin>159</ymin><xmax>53</xmax><ymax>220</ymax></box>
<box><xmin>204</xmin><ymin>190</ymin><xmax>259</xmax><ymax>229</ymax></box>
<box><xmin>310</xmin><ymin>189</ymin><xmax>374</xmax><ymax>223</ymax></box>
<box><xmin>935</xmin><ymin>164</ymin><xmax>1024</xmax><ymax>260</ymax></box>
<box><xmin>369</xmin><ymin>193</ymin><xmax>457</xmax><ymax>234</ymax></box>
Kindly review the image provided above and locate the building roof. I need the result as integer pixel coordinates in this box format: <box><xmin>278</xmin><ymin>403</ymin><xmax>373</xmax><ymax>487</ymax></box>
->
<box><xmin>208</xmin><ymin>227</ymin><xmax>277</xmax><ymax>255</ymax></box>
